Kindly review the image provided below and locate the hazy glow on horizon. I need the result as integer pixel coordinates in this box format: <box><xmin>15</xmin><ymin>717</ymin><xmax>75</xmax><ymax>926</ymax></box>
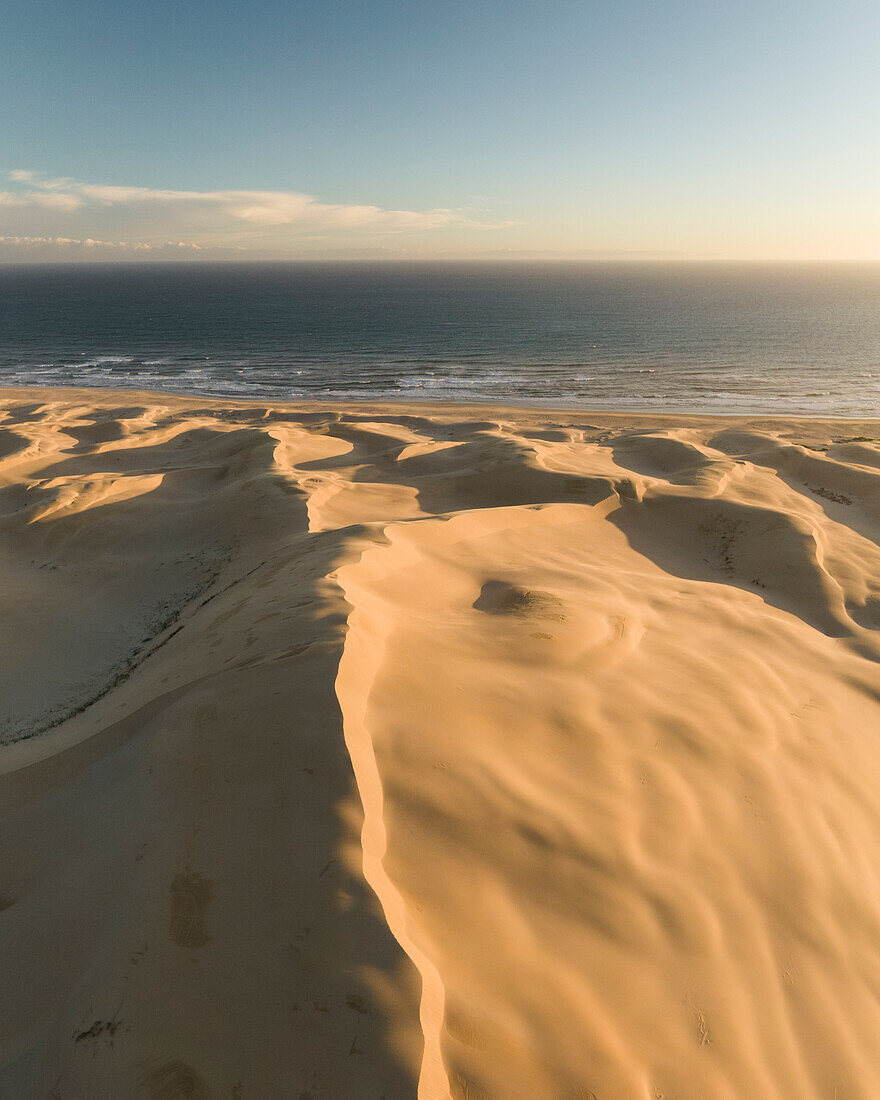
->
<box><xmin>3</xmin><ymin>0</ymin><xmax>880</xmax><ymax>261</ymax></box>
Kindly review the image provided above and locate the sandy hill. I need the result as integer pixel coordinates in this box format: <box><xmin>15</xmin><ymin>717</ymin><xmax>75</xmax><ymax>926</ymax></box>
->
<box><xmin>0</xmin><ymin>388</ymin><xmax>879</xmax><ymax>1099</ymax></box>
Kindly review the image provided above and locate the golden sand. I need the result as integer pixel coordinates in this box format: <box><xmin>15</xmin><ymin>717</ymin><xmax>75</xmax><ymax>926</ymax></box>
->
<box><xmin>1</xmin><ymin>388</ymin><xmax>879</xmax><ymax>1098</ymax></box>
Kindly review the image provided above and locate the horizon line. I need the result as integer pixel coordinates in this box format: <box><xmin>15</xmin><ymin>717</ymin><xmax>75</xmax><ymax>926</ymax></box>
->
<box><xmin>8</xmin><ymin>251</ymin><xmax>880</xmax><ymax>266</ymax></box>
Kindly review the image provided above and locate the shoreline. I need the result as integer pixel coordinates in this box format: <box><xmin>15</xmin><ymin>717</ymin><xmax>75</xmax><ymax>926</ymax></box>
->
<box><xmin>2</xmin><ymin>382</ymin><xmax>879</xmax><ymax>430</ymax></box>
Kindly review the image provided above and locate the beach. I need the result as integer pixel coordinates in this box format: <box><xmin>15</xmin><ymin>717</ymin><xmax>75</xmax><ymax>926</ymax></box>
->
<box><xmin>1</xmin><ymin>386</ymin><xmax>880</xmax><ymax>1098</ymax></box>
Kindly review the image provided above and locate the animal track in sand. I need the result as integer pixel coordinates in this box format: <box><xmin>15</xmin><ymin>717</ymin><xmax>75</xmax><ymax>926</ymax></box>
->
<box><xmin>809</xmin><ymin>484</ymin><xmax>853</xmax><ymax>505</ymax></box>
<box><xmin>168</xmin><ymin>871</ymin><xmax>213</xmax><ymax>949</ymax></box>
<box><xmin>138</xmin><ymin>1059</ymin><xmax>209</xmax><ymax>1099</ymax></box>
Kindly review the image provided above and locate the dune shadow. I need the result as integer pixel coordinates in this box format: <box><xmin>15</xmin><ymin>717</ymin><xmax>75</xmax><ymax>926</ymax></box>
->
<box><xmin>609</xmin><ymin>493</ymin><xmax>849</xmax><ymax>638</ymax></box>
<box><xmin>0</xmin><ymin>412</ymin><xmax>420</xmax><ymax>1098</ymax></box>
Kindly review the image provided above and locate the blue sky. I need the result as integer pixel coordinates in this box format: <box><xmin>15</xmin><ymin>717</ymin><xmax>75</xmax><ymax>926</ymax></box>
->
<box><xmin>2</xmin><ymin>0</ymin><xmax>879</xmax><ymax>259</ymax></box>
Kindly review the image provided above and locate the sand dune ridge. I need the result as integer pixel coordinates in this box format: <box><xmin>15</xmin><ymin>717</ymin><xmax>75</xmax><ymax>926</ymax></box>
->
<box><xmin>0</xmin><ymin>389</ymin><xmax>879</xmax><ymax>1098</ymax></box>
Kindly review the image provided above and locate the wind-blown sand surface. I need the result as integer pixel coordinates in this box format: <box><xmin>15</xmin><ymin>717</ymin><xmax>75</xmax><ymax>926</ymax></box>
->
<box><xmin>1</xmin><ymin>388</ymin><xmax>880</xmax><ymax>1099</ymax></box>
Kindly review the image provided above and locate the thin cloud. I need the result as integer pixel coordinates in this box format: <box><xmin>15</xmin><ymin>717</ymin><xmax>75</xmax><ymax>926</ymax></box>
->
<box><xmin>1</xmin><ymin>235</ymin><xmax>192</xmax><ymax>250</ymax></box>
<box><xmin>0</xmin><ymin>188</ymin><xmax>83</xmax><ymax>211</ymax></box>
<box><xmin>0</xmin><ymin>235</ymin><xmax>245</xmax><ymax>259</ymax></box>
<box><xmin>4</xmin><ymin>171</ymin><xmax>492</xmax><ymax>232</ymax></box>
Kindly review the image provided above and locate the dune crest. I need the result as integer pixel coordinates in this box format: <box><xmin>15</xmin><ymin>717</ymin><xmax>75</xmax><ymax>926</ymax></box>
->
<box><xmin>1</xmin><ymin>388</ymin><xmax>879</xmax><ymax>1098</ymax></box>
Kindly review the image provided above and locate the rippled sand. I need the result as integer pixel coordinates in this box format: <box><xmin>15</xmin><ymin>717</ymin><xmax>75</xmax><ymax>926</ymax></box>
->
<box><xmin>1</xmin><ymin>388</ymin><xmax>879</xmax><ymax>1099</ymax></box>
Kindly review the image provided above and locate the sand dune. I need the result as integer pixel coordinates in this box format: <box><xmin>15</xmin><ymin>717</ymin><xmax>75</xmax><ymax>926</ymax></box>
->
<box><xmin>1</xmin><ymin>389</ymin><xmax>880</xmax><ymax>1098</ymax></box>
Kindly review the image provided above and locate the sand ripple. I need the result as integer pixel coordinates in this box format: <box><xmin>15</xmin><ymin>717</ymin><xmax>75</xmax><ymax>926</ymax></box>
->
<box><xmin>0</xmin><ymin>389</ymin><xmax>879</xmax><ymax>1098</ymax></box>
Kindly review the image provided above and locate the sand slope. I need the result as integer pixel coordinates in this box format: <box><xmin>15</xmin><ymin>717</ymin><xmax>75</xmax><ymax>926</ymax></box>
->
<box><xmin>1</xmin><ymin>389</ymin><xmax>880</xmax><ymax>1098</ymax></box>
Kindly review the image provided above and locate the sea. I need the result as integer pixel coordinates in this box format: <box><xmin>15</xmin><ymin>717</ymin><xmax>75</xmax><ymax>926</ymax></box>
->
<box><xmin>1</xmin><ymin>261</ymin><xmax>879</xmax><ymax>416</ymax></box>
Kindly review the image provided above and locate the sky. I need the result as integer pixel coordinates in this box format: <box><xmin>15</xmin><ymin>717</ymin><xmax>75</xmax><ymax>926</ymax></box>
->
<box><xmin>2</xmin><ymin>0</ymin><xmax>880</xmax><ymax>261</ymax></box>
